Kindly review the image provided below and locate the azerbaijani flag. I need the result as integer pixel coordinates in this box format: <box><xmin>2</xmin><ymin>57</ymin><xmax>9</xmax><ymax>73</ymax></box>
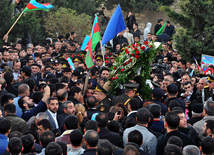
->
<box><xmin>156</xmin><ymin>22</ymin><xmax>167</xmax><ymax>35</ymax></box>
<box><xmin>23</xmin><ymin>0</ymin><xmax>54</xmax><ymax>12</ymax></box>
<box><xmin>85</xmin><ymin>15</ymin><xmax>101</xmax><ymax>68</ymax></box>
<box><xmin>91</xmin><ymin>15</ymin><xmax>101</xmax><ymax>50</ymax></box>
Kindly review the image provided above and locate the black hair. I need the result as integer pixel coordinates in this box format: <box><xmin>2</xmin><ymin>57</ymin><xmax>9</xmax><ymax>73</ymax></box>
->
<box><xmin>136</xmin><ymin>108</ymin><xmax>150</xmax><ymax>124</ymax></box>
<box><xmin>205</xmin><ymin>120</ymin><xmax>214</xmax><ymax>133</ymax></box>
<box><xmin>47</xmin><ymin>97</ymin><xmax>58</xmax><ymax>104</ymax></box>
<box><xmin>1</xmin><ymin>93</ymin><xmax>14</xmax><ymax>107</ymax></box>
<box><xmin>69</xmin><ymin>129</ymin><xmax>83</xmax><ymax>147</ymax></box>
<box><xmin>4</xmin><ymin>103</ymin><xmax>16</xmax><ymax>114</ymax></box>
<box><xmin>108</xmin><ymin>120</ymin><xmax>120</xmax><ymax>133</ymax></box>
<box><xmin>37</xmin><ymin>119</ymin><xmax>52</xmax><ymax>130</ymax></box>
<box><xmin>4</xmin><ymin>72</ymin><xmax>14</xmax><ymax>84</ymax></box>
<box><xmin>0</xmin><ymin>117</ymin><xmax>11</xmax><ymax>134</ymax></box>
<box><xmin>45</xmin><ymin>142</ymin><xmax>63</xmax><ymax>155</ymax></box>
<box><xmin>97</xmin><ymin>141</ymin><xmax>113</xmax><ymax>155</ymax></box>
<box><xmin>33</xmin><ymin>91</ymin><xmax>43</xmax><ymax>104</ymax></box>
<box><xmin>86</xmin><ymin>96</ymin><xmax>97</xmax><ymax>108</ymax></box>
<box><xmin>147</xmin><ymin>104</ymin><xmax>161</xmax><ymax>118</ymax></box>
<box><xmin>96</xmin><ymin>112</ymin><xmax>108</xmax><ymax>127</ymax></box>
<box><xmin>18</xmin><ymin>96</ymin><xmax>26</xmax><ymax>110</ymax></box>
<box><xmin>129</xmin><ymin>98</ymin><xmax>140</xmax><ymax>111</ymax></box>
<box><xmin>64</xmin><ymin>115</ymin><xmax>79</xmax><ymax>130</ymax></box>
<box><xmin>8</xmin><ymin>131</ymin><xmax>23</xmax><ymax>140</ymax></box>
<box><xmin>201</xmin><ymin>136</ymin><xmax>214</xmax><ymax>154</ymax></box>
<box><xmin>24</xmin><ymin>78</ymin><xmax>36</xmax><ymax>92</ymax></box>
<box><xmin>21</xmin><ymin>135</ymin><xmax>34</xmax><ymax>154</ymax></box>
<box><xmin>85</xmin><ymin>120</ymin><xmax>98</xmax><ymax>131</ymax></box>
<box><xmin>55</xmin><ymin>83</ymin><xmax>66</xmax><ymax>91</ymax></box>
<box><xmin>84</xmin><ymin>130</ymin><xmax>99</xmax><ymax>147</ymax></box>
<box><xmin>56</xmin><ymin>142</ymin><xmax>67</xmax><ymax>155</ymax></box>
<box><xmin>128</xmin><ymin>130</ymin><xmax>143</xmax><ymax>147</ymax></box>
<box><xmin>165</xmin><ymin>112</ymin><xmax>180</xmax><ymax>129</ymax></box>
<box><xmin>169</xmin><ymin>100</ymin><xmax>181</xmax><ymax>111</ymax></box>
<box><xmin>183</xmin><ymin>81</ymin><xmax>192</xmax><ymax>86</ymax></box>
<box><xmin>40</xmin><ymin>131</ymin><xmax>55</xmax><ymax>148</ymax></box>
<box><xmin>8</xmin><ymin>137</ymin><xmax>23</xmax><ymax>155</ymax></box>
<box><xmin>164</xmin><ymin>144</ymin><xmax>182</xmax><ymax>155</ymax></box>
<box><xmin>167</xmin><ymin>136</ymin><xmax>183</xmax><ymax>148</ymax></box>
<box><xmin>48</xmin><ymin>83</ymin><xmax>56</xmax><ymax>96</ymax></box>
<box><xmin>70</xmin><ymin>86</ymin><xmax>81</xmax><ymax>97</ymax></box>
<box><xmin>124</xmin><ymin>116</ymin><xmax>137</xmax><ymax>129</ymax></box>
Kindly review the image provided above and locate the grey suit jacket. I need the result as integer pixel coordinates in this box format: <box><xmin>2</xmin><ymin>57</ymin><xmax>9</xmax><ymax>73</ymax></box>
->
<box><xmin>193</xmin><ymin>116</ymin><xmax>214</xmax><ymax>141</ymax></box>
<box><xmin>44</xmin><ymin>110</ymin><xmax>57</xmax><ymax>130</ymax></box>
<box><xmin>123</xmin><ymin>124</ymin><xmax>157</xmax><ymax>155</ymax></box>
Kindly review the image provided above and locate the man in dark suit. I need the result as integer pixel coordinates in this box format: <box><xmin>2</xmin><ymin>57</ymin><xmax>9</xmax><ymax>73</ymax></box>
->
<box><xmin>86</xmin><ymin>96</ymin><xmax>99</xmax><ymax>119</ymax></box>
<box><xmin>4</xmin><ymin>72</ymin><xmax>18</xmax><ymax>96</ymax></box>
<box><xmin>96</xmin><ymin>112</ymin><xmax>123</xmax><ymax>148</ymax></box>
<box><xmin>156</xmin><ymin>112</ymin><xmax>195</xmax><ymax>155</ymax></box>
<box><xmin>82</xmin><ymin>130</ymin><xmax>98</xmax><ymax>155</ymax></box>
<box><xmin>126</xmin><ymin>98</ymin><xmax>140</xmax><ymax>119</ymax></box>
<box><xmin>44</xmin><ymin>97</ymin><xmax>59</xmax><ymax>130</ymax></box>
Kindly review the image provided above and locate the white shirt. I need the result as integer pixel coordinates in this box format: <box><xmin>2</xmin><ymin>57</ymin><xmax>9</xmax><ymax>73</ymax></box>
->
<box><xmin>48</xmin><ymin>109</ymin><xmax>59</xmax><ymax>129</ymax></box>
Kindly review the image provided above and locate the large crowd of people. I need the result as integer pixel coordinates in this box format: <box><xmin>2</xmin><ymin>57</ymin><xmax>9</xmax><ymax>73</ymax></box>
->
<box><xmin>0</xmin><ymin>12</ymin><xmax>214</xmax><ymax>155</ymax></box>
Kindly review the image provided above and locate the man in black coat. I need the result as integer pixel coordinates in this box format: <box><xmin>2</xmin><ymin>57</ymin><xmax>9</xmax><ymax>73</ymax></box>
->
<box><xmin>154</xmin><ymin>19</ymin><xmax>164</xmax><ymax>34</ymax></box>
<box><xmin>96</xmin><ymin>112</ymin><xmax>123</xmax><ymax>148</ymax></box>
<box><xmin>156</xmin><ymin>112</ymin><xmax>195</xmax><ymax>155</ymax></box>
<box><xmin>125</xmin><ymin>11</ymin><xmax>136</xmax><ymax>32</ymax></box>
<box><xmin>86</xmin><ymin>96</ymin><xmax>99</xmax><ymax>119</ymax></box>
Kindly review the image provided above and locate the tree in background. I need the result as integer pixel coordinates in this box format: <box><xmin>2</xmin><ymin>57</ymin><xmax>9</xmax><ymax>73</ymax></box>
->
<box><xmin>0</xmin><ymin>0</ymin><xmax>13</xmax><ymax>44</ymax></box>
<box><xmin>48</xmin><ymin>0</ymin><xmax>104</xmax><ymax>15</ymax></box>
<box><xmin>43</xmin><ymin>8</ymin><xmax>91</xmax><ymax>42</ymax></box>
<box><xmin>160</xmin><ymin>0</ymin><xmax>214</xmax><ymax>60</ymax></box>
<box><xmin>104</xmin><ymin>0</ymin><xmax>175</xmax><ymax>12</ymax></box>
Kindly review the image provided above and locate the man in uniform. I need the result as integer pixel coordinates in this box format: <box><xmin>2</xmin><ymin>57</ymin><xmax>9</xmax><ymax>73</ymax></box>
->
<box><xmin>202</xmin><ymin>75</ymin><xmax>214</xmax><ymax>104</ymax></box>
<box><xmin>95</xmin><ymin>55</ymin><xmax>104</xmax><ymax>69</ymax></box>
<box><xmin>112</xmin><ymin>82</ymin><xmax>139</xmax><ymax>106</ymax></box>
<box><xmin>93</xmin><ymin>83</ymin><xmax>111</xmax><ymax>113</ymax></box>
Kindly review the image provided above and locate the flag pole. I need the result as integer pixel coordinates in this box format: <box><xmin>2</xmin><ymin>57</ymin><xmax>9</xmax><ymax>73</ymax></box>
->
<box><xmin>3</xmin><ymin>11</ymin><xmax>25</xmax><ymax>40</ymax></box>
<box><xmin>100</xmin><ymin>40</ymin><xmax>105</xmax><ymax>62</ymax></box>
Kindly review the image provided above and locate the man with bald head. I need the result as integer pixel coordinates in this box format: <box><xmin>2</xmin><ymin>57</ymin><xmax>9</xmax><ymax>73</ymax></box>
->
<box><xmin>14</xmin><ymin>84</ymin><xmax>30</xmax><ymax>117</ymax></box>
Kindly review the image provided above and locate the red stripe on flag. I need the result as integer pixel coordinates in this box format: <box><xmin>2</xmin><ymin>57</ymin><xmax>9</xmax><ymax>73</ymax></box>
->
<box><xmin>93</xmin><ymin>23</ymin><xmax>100</xmax><ymax>34</ymax></box>
<box><xmin>26</xmin><ymin>3</ymin><xmax>37</xmax><ymax>10</ymax></box>
<box><xmin>42</xmin><ymin>3</ymin><xmax>50</xmax><ymax>6</ymax></box>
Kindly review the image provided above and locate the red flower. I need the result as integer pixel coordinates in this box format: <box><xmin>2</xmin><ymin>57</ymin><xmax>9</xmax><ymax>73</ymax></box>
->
<box><xmin>125</xmin><ymin>62</ymin><xmax>129</xmax><ymax>65</ymax></box>
<box><xmin>135</xmin><ymin>55</ymin><xmax>140</xmax><ymax>59</ymax></box>
<box><xmin>113</xmin><ymin>66</ymin><xmax>116</xmax><ymax>69</ymax></box>
<box><xmin>120</xmin><ymin>69</ymin><xmax>124</xmax><ymax>72</ymax></box>
<box><xmin>78</xmin><ymin>54</ymin><xmax>80</xmax><ymax>56</ymax></box>
<box><xmin>136</xmin><ymin>51</ymin><xmax>140</xmax><ymax>55</ymax></box>
<box><xmin>132</xmin><ymin>44</ymin><xmax>135</xmax><ymax>47</ymax></box>
<box><xmin>110</xmin><ymin>53</ymin><xmax>112</xmax><ymax>55</ymax></box>
<box><xmin>144</xmin><ymin>41</ymin><xmax>149</xmax><ymax>45</ymax></box>
<box><xmin>131</xmin><ymin>53</ymin><xmax>134</xmax><ymax>56</ymax></box>
<box><xmin>140</xmin><ymin>46</ymin><xmax>146</xmax><ymax>50</ymax></box>
<box><xmin>125</xmin><ymin>51</ymin><xmax>129</xmax><ymax>54</ymax></box>
<box><xmin>129</xmin><ymin>58</ymin><xmax>132</xmax><ymax>62</ymax></box>
<box><xmin>106</xmin><ymin>54</ymin><xmax>108</xmax><ymax>56</ymax></box>
<box><xmin>134</xmin><ymin>47</ymin><xmax>138</xmax><ymax>51</ymax></box>
<box><xmin>149</xmin><ymin>45</ymin><xmax>153</xmax><ymax>48</ymax></box>
<box><xmin>128</xmin><ymin>46</ymin><xmax>131</xmax><ymax>48</ymax></box>
<box><xmin>114</xmin><ymin>76</ymin><xmax>117</xmax><ymax>80</ymax></box>
<box><xmin>105</xmin><ymin>60</ymin><xmax>109</xmax><ymax>64</ymax></box>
